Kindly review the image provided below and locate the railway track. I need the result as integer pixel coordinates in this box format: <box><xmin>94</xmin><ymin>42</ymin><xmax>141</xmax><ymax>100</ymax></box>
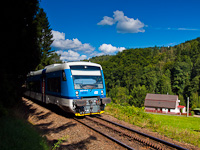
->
<box><xmin>74</xmin><ymin>115</ymin><xmax>188</xmax><ymax>150</ymax></box>
<box><xmin>74</xmin><ymin>117</ymin><xmax>135</xmax><ymax>150</ymax></box>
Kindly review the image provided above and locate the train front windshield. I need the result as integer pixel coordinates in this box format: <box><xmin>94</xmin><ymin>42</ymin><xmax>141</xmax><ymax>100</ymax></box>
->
<box><xmin>73</xmin><ymin>76</ymin><xmax>103</xmax><ymax>89</ymax></box>
<box><xmin>70</xmin><ymin>65</ymin><xmax>104</xmax><ymax>90</ymax></box>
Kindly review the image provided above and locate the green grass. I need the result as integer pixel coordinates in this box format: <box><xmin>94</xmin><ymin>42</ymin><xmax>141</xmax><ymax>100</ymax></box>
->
<box><xmin>105</xmin><ymin>103</ymin><xmax>200</xmax><ymax>147</ymax></box>
<box><xmin>0</xmin><ymin>116</ymin><xmax>49</xmax><ymax>150</ymax></box>
<box><xmin>153</xmin><ymin>114</ymin><xmax>200</xmax><ymax>131</ymax></box>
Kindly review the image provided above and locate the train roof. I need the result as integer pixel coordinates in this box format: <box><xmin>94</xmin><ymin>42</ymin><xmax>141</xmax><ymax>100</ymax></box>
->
<box><xmin>28</xmin><ymin>61</ymin><xmax>102</xmax><ymax>76</ymax></box>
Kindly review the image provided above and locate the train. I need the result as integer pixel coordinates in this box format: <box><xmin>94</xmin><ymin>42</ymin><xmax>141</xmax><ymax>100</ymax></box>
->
<box><xmin>24</xmin><ymin>61</ymin><xmax>111</xmax><ymax>116</ymax></box>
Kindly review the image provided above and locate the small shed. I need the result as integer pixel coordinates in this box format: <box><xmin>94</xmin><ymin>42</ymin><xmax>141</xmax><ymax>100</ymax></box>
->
<box><xmin>144</xmin><ymin>93</ymin><xmax>186</xmax><ymax>114</ymax></box>
<box><xmin>193</xmin><ymin>108</ymin><xmax>200</xmax><ymax>115</ymax></box>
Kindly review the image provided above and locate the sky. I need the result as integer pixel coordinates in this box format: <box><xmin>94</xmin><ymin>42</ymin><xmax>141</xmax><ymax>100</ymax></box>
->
<box><xmin>40</xmin><ymin>0</ymin><xmax>200</xmax><ymax>61</ymax></box>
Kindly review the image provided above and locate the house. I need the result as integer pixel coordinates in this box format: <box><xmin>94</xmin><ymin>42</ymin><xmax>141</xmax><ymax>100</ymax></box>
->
<box><xmin>144</xmin><ymin>93</ymin><xmax>186</xmax><ymax>114</ymax></box>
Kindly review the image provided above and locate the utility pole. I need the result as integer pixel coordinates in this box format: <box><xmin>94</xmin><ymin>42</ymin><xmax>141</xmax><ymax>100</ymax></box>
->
<box><xmin>187</xmin><ymin>97</ymin><xmax>189</xmax><ymax>117</ymax></box>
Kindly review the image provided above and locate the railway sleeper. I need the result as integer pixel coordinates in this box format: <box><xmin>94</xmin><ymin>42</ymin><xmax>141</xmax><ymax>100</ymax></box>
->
<box><xmin>86</xmin><ymin>116</ymin><xmax>163</xmax><ymax>150</ymax></box>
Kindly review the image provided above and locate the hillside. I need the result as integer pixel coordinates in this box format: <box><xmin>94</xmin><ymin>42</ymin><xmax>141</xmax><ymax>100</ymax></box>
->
<box><xmin>88</xmin><ymin>37</ymin><xmax>200</xmax><ymax>108</ymax></box>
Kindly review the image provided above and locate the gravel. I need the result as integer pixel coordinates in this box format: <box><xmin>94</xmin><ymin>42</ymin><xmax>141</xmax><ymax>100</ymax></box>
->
<box><xmin>22</xmin><ymin>97</ymin><xmax>125</xmax><ymax>150</ymax></box>
<box><xmin>21</xmin><ymin>97</ymin><xmax>199</xmax><ymax>150</ymax></box>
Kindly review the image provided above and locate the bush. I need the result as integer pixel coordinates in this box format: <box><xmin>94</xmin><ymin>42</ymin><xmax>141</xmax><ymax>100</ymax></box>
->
<box><xmin>0</xmin><ymin>103</ymin><xmax>8</xmax><ymax>117</ymax></box>
<box><xmin>191</xmin><ymin>111</ymin><xmax>195</xmax><ymax>116</ymax></box>
<box><xmin>105</xmin><ymin>103</ymin><xmax>154</xmax><ymax>128</ymax></box>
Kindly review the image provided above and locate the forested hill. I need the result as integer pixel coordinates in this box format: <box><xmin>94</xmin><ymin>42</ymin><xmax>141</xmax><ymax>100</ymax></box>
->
<box><xmin>88</xmin><ymin>37</ymin><xmax>200</xmax><ymax>108</ymax></box>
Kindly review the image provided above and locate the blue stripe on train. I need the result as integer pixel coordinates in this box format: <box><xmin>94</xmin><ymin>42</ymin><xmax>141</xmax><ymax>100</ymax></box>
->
<box><xmin>46</xmin><ymin>93</ymin><xmax>106</xmax><ymax>99</ymax></box>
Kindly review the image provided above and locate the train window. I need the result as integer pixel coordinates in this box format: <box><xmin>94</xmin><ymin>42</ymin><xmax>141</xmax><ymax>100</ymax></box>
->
<box><xmin>70</xmin><ymin>66</ymin><xmax>101</xmax><ymax>70</ymax></box>
<box><xmin>27</xmin><ymin>82</ymin><xmax>31</xmax><ymax>90</ymax></box>
<box><xmin>73</xmin><ymin>76</ymin><xmax>103</xmax><ymax>89</ymax></box>
<box><xmin>62</xmin><ymin>70</ymin><xmax>67</xmax><ymax>81</ymax></box>
<box><xmin>28</xmin><ymin>81</ymin><xmax>41</xmax><ymax>92</ymax></box>
<box><xmin>47</xmin><ymin>77</ymin><xmax>61</xmax><ymax>93</ymax></box>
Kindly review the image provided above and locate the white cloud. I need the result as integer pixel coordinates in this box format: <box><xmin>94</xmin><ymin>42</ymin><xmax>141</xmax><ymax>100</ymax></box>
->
<box><xmin>165</xmin><ymin>27</ymin><xmax>200</xmax><ymax>31</ymax></box>
<box><xmin>97</xmin><ymin>16</ymin><xmax>115</xmax><ymax>25</ymax></box>
<box><xmin>90</xmin><ymin>51</ymin><xmax>106</xmax><ymax>57</ymax></box>
<box><xmin>99</xmin><ymin>44</ymin><xmax>125</xmax><ymax>54</ymax></box>
<box><xmin>114</xmin><ymin>11</ymin><xmax>145</xmax><ymax>33</ymax></box>
<box><xmin>51</xmin><ymin>30</ymin><xmax>65</xmax><ymax>40</ymax></box>
<box><xmin>51</xmin><ymin>30</ymin><xmax>95</xmax><ymax>53</ymax></box>
<box><xmin>97</xmin><ymin>10</ymin><xmax>145</xmax><ymax>33</ymax></box>
<box><xmin>56</xmin><ymin>50</ymin><xmax>87</xmax><ymax>61</ymax></box>
<box><xmin>177</xmin><ymin>28</ymin><xmax>199</xmax><ymax>31</ymax></box>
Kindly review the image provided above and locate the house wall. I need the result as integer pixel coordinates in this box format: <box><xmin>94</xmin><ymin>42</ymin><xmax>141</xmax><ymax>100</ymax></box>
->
<box><xmin>162</xmin><ymin>108</ymin><xmax>168</xmax><ymax>113</ymax></box>
<box><xmin>145</xmin><ymin>107</ymin><xmax>155</xmax><ymax>110</ymax></box>
<box><xmin>144</xmin><ymin>97</ymin><xmax>187</xmax><ymax>115</ymax></box>
<box><xmin>145</xmin><ymin>107</ymin><xmax>181</xmax><ymax>114</ymax></box>
<box><xmin>170</xmin><ymin>107</ymin><xmax>180</xmax><ymax>113</ymax></box>
<box><xmin>162</xmin><ymin>108</ymin><xmax>180</xmax><ymax>113</ymax></box>
<box><xmin>180</xmin><ymin>107</ymin><xmax>186</xmax><ymax>113</ymax></box>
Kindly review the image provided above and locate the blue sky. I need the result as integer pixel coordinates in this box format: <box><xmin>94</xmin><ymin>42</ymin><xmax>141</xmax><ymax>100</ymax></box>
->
<box><xmin>40</xmin><ymin>0</ymin><xmax>200</xmax><ymax>61</ymax></box>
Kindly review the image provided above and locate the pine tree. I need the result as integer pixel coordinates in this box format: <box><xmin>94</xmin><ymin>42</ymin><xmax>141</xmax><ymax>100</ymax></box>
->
<box><xmin>35</xmin><ymin>8</ymin><xmax>61</xmax><ymax>70</ymax></box>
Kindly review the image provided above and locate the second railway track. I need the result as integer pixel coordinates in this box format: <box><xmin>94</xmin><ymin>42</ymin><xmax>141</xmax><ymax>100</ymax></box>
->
<box><xmin>74</xmin><ymin>115</ymin><xmax>188</xmax><ymax>150</ymax></box>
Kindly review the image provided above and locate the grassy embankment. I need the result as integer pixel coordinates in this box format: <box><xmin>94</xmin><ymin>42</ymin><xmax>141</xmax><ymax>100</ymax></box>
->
<box><xmin>0</xmin><ymin>106</ymin><xmax>49</xmax><ymax>150</ymax></box>
<box><xmin>105</xmin><ymin>103</ymin><xmax>200</xmax><ymax>147</ymax></box>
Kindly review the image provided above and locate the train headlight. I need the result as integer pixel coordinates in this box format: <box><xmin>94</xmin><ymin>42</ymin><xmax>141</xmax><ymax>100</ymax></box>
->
<box><xmin>101</xmin><ymin>90</ymin><xmax>103</xmax><ymax>95</ymax></box>
<box><xmin>75</xmin><ymin>91</ymin><xmax>79</xmax><ymax>96</ymax></box>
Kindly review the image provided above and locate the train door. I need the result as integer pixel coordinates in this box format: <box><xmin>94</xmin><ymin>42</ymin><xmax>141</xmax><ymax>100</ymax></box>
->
<box><xmin>42</xmin><ymin>69</ymin><xmax>46</xmax><ymax>103</ymax></box>
<box><xmin>42</xmin><ymin>77</ymin><xmax>46</xmax><ymax>103</ymax></box>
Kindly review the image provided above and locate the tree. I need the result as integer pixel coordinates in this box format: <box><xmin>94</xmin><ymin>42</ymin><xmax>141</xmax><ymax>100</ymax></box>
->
<box><xmin>157</xmin><ymin>70</ymin><xmax>172</xmax><ymax>94</ymax></box>
<box><xmin>109</xmin><ymin>86</ymin><xmax>130</xmax><ymax>104</ymax></box>
<box><xmin>141</xmin><ymin>66</ymin><xmax>157</xmax><ymax>93</ymax></box>
<box><xmin>91</xmin><ymin>37</ymin><xmax>200</xmax><ymax>108</ymax></box>
<box><xmin>190</xmin><ymin>92</ymin><xmax>200</xmax><ymax>108</ymax></box>
<box><xmin>130</xmin><ymin>85</ymin><xmax>147</xmax><ymax>107</ymax></box>
<box><xmin>192</xmin><ymin>55</ymin><xmax>200</xmax><ymax>78</ymax></box>
<box><xmin>171</xmin><ymin>62</ymin><xmax>191</xmax><ymax>95</ymax></box>
<box><xmin>1</xmin><ymin>0</ymin><xmax>40</xmax><ymax>107</ymax></box>
<box><xmin>35</xmin><ymin>8</ymin><xmax>61</xmax><ymax>70</ymax></box>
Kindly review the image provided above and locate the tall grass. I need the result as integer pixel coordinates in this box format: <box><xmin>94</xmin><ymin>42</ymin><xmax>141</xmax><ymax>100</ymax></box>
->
<box><xmin>105</xmin><ymin>103</ymin><xmax>200</xmax><ymax>147</ymax></box>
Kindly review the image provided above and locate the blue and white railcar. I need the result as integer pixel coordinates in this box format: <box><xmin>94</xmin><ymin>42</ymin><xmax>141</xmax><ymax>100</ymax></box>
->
<box><xmin>24</xmin><ymin>62</ymin><xmax>111</xmax><ymax>116</ymax></box>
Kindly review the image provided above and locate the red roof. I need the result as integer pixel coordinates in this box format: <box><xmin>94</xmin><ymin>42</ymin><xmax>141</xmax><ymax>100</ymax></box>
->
<box><xmin>178</xmin><ymin>105</ymin><xmax>185</xmax><ymax>108</ymax></box>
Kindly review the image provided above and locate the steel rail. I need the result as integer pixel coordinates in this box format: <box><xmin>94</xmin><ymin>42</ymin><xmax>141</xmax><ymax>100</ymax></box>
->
<box><xmin>74</xmin><ymin>118</ymin><xmax>135</xmax><ymax>150</ymax></box>
<box><xmin>96</xmin><ymin>116</ymin><xmax>188</xmax><ymax>150</ymax></box>
<box><xmin>86</xmin><ymin>116</ymin><xmax>163</xmax><ymax>149</ymax></box>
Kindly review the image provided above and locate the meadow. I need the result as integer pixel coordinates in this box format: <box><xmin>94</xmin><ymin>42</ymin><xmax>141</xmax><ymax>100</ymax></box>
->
<box><xmin>105</xmin><ymin>103</ymin><xmax>200</xmax><ymax>147</ymax></box>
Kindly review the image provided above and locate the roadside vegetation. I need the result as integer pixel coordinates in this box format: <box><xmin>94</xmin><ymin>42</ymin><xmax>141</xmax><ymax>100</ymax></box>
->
<box><xmin>0</xmin><ymin>112</ymin><xmax>49</xmax><ymax>150</ymax></box>
<box><xmin>105</xmin><ymin>103</ymin><xmax>200</xmax><ymax>147</ymax></box>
